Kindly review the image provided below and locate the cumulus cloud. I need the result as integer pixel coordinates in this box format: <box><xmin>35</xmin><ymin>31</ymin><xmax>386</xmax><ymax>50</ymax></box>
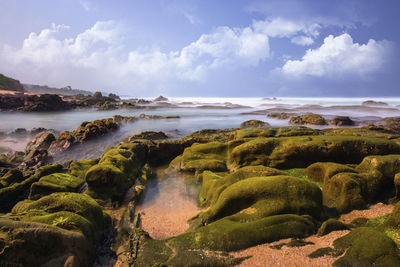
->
<box><xmin>0</xmin><ymin>20</ymin><xmax>270</xmax><ymax>93</ymax></box>
<box><xmin>290</xmin><ymin>36</ymin><xmax>314</xmax><ymax>46</ymax></box>
<box><xmin>281</xmin><ymin>33</ymin><xmax>393</xmax><ymax>77</ymax></box>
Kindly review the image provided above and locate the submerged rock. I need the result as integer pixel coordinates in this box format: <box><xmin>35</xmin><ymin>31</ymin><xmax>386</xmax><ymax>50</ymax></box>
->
<box><xmin>329</xmin><ymin>116</ymin><xmax>355</xmax><ymax>126</ymax></box>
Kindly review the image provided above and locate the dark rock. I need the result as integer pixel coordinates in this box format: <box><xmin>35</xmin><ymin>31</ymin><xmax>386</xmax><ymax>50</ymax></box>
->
<box><xmin>362</xmin><ymin>100</ymin><xmax>389</xmax><ymax>106</ymax></box>
<box><xmin>329</xmin><ymin>116</ymin><xmax>355</xmax><ymax>126</ymax></box>
<box><xmin>317</xmin><ymin>219</ymin><xmax>349</xmax><ymax>236</ymax></box>
<box><xmin>154</xmin><ymin>95</ymin><xmax>168</xmax><ymax>101</ymax></box>
<box><xmin>267</xmin><ymin>112</ymin><xmax>297</xmax><ymax>120</ymax></box>
<box><xmin>48</xmin><ymin>131</ymin><xmax>76</xmax><ymax>155</ymax></box>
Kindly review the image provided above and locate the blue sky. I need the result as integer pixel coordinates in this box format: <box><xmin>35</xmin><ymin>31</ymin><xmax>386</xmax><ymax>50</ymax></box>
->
<box><xmin>0</xmin><ymin>0</ymin><xmax>399</xmax><ymax>97</ymax></box>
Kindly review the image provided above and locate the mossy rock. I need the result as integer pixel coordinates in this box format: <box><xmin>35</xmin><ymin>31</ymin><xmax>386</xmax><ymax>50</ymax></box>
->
<box><xmin>317</xmin><ymin>219</ymin><xmax>349</xmax><ymax>236</ymax></box>
<box><xmin>231</xmin><ymin>135</ymin><xmax>400</xmax><ymax>169</ymax></box>
<box><xmin>191</xmin><ymin>175</ymin><xmax>322</xmax><ymax>228</ymax></box>
<box><xmin>170</xmin><ymin>142</ymin><xmax>228</xmax><ymax>173</ymax></box>
<box><xmin>233</xmin><ymin>126</ymin><xmax>321</xmax><ymax>139</ymax></box>
<box><xmin>356</xmin><ymin>154</ymin><xmax>400</xmax><ymax>182</ymax></box>
<box><xmin>68</xmin><ymin>158</ymin><xmax>99</xmax><ymax>179</ymax></box>
<box><xmin>384</xmin><ymin>201</ymin><xmax>400</xmax><ymax>228</ymax></box>
<box><xmin>322</xmin><ymin>172</ymin><xmax>367</xmax><ymax>214</ymax></box>
<box><xmin>0</xmin><ymin>164</ymin><xmax>63</xmax><ymax>212</ymax></box>
<box><xmin>240</xmin><ymin>120</ymin><xmax>270</xmax><ymax>128</ymax></box>
<box><xmin>0</xmin><ymin>168</ymin><xmax>24</xmax><ymax>187</ymax></box>
<box><xmin>29</xmin><ymin>173</ymin><xmax>85</xmax><ymax>200</ymax></box>
<box><xmin>333</xmin><ymin>227</ymin><xmax>400</xmax><ymax>267</ymax></box>
<box><xmin>85</xmin><ymin>145</ymin><xmax>146</xmax><ymax>203</ymax></box>
<box><xmin>12</xmin><ymin>192</ymin><xmax>110</xmax><ymax>242</ymax></box>
<box><xmin>0</xmin><ymin>218</ymin><xmax>92</xmax><ymax>266</ymax></box>
<box><xmin>173</xmin><ymin>214</ymin><xmax>315</xmax><ymax>252</ymax></box>
<box><xmin>199</xmin><ymin>166</ymin><xmax>286</xmax><ymax>207</ymax></box>
<box><xmin>306</xmin><ymin>162</ymin><xmax>357</xmax><ymax>184</ymax></box>
<box><xmin>289</xmin><ymin>113</ymin><xmax>327</xmax><ymax>125</ymax></box>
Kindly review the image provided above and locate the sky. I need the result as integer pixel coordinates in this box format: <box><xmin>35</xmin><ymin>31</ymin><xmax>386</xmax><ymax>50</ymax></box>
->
<box><xmin>0</xmin><ymin>0</ymin><xmax>399</xmax><ymax>97</ymax></box>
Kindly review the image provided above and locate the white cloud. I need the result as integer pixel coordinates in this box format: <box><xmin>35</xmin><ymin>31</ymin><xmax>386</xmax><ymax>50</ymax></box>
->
<box><xmin>253</xmin><ymin>18</ymin><xmax>320</xmax><ymax>38</ymax></box>
<box><xmin>291</xmin><ymin>35</ymin><xmax>314</xmax><ymax>46</ymax></box>
<box><xmin>183</xmin><ymin>12</ymin><xmax>201</xmax><ymax>25</ymax></box>
<box><xmin>0</xmin><ymin>20</ymin><xmax>270</xmax><ymax>93</ymax></box>
<box><xmin>281</xmin><ymin>33</ymin><xmax>393</xmax><ymax>77</ymax></box>
<box><xmin>79</xmin><ymin>1</ymin><xmax>95</xmax><ymax>12</ymax></box>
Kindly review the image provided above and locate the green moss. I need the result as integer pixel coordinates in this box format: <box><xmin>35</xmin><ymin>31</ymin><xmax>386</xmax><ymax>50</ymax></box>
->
<box><xmin>85</xmin><ymin>145</ymin><xmax>146</xmax><ymax>203</ymax></box>
<box><xmin>333</xmin><ymin>227</ymin><xmax>400</xmax><ymax>267</ymax></box>
<box><xmin>172</xmin><ymin>214</ymin><xmax>315</xmax><ymax>252</ymax></box>
<box><xmin>232</xmin><ymin>135</ymin><xmax>400</xmax><ymax>169</ymax></box>
<box><xmin>0</xmin><ymin>164</ymin><xmax>63</xmax><ymax>212</ymax></box>
<box><xmin>11</xmin><ymin>192</ymin><xmax>110</xmax><ymax>242</ymax></box>
<box><xmin>285</xmin><ymin>168</ymin><xmax>324</xmax><ymax>188</ymax></box>
<box><xmin>289</xmin><ymin>114</ymin><xmax>327</xmax><ymax>125</ymax></box>
<box><xmin>0</xmin><ymin>168</ymin><xmax>24</xmax><ymax>187</ymax></box>
<box><xmin>322</xmin><ymin>172</ymin><xmax>366</xmax><ymax>214</ymax></box>
<box><xmin>317</xmin><ymin>219</ymin><xmax>349</xmax><ymax>236</ymax></box>
<box><xmin>191</xmin><ymin>175</ymin><xmax>322</xmax><ymax>228</ymax></box>
<box><xmin>0</xmin><ymin>218</ymin><xmax>92</xmax><ymax>266</ymax></box>
<box><xmin>170</xmin><ymin>142</ymin><xmax>228</xmax><ymax>173</ymax></box>
<box><xmin>29</xmin><ymin>173</ymin><xmax>85</xmax><ymax>200</ymax></box>
<box><xmin>356</xmin><ymin>154</ymin><xmax>400</xmax><ymax>183</ymax></box>
<box><xmin>199</xmin><ymin>166</ymin><xmax>286</xmax><ymax>207</ymax></box>
<box><xmin>68</xmin><ymin>158</ymin><xmax>99</xmax><ymax>179</ymax></box>
<box><xmin>306</xmin><ymin>162</ymin><xmax>357</xmax><ymax>184</ymax></box>
<box><xmin>308</xmin><ymin>247</ymin><xmax>341</xmax><ymax>258</ymax></box>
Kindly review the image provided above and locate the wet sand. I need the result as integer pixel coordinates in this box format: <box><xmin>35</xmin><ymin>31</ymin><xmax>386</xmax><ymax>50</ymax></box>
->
<box><xmin>136</xmin><ymin>169</ymin><xmax>201</xmax><ymax>239</ymax></box>
<box><xmin>233</xmin><ymin>202</ymin><xmax>394</xmax><ymax>267</ymax></box>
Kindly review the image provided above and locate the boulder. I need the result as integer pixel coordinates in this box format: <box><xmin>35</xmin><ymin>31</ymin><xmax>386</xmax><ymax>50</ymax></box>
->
<box><xmin>289</xmin><ymin>113</ymin><xmax>327</xmax><ymax>125</ymax></box>
<box><xmin>317</xmin><ymin>219</ymin><xmax>349</xmax><ymax>236</ymax></box>
<box><xmin>240</xmin><ymin>120</ymin><xmax>270</xmax><ymax>128</ymax></box>
<box><xmin>333</xmin><ymin>227</ymin><xmax>400</xmax><ymax>267</ymax></box>
<box><xmin>329</xmin><ymin>116</ymin><xmax>355</xmax><ymax>126</ymax></box>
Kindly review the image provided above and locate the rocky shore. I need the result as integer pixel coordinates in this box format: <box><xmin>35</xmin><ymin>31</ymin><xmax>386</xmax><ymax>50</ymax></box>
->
<box><xmin>1</xmin><ymin>115</ymin><xmax>400</xmax><ymax>266</ymax></box>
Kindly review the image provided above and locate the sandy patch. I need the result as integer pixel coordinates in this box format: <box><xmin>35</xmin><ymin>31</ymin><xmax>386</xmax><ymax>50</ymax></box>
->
<box><xmin>136</xmin><ymin>171</ymin><xmax>201</xmax><ymax>239</ymax></box>
<box><xmin>339</xmin><ymin>202</ymin><xmax>394</xmax><ymax>224</ymax></box>
<box><xmin>232</xmin><ymin>230</ymin><xmax>350</xmax><ymax>267</ymax></box>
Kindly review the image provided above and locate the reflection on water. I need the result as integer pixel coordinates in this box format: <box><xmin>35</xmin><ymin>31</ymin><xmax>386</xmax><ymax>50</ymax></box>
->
<box><xmin>136</xmin><ymin>168</ymin><xmax>201</xmax><ymax>240</ymax></box>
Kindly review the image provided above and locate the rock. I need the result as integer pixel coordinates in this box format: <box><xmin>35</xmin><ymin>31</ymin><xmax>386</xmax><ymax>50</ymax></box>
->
<box><xmin>199</xmin><ymin>166</ymin><xmax>286</xmax><ymax>208</ymax></box>
<box><xmin>362</xmin><ymin>100</ymin><xmax>389</xmax><ymax>106</ymax></box>
<box><xmin>24</xmin><ymin>132</ymin><xmax>55</xmax><ymax>168</ymax></box>
<box><xmin>329</xmin><ymin>116</ymin><xmax>355</xmax><ymax>126</ymax></box>
<box><xmin>231</xmin><ymin>135</ymin><xmax>400</xmax><ymax>169</ymax></box>
<box><xmin>85</xmin><ymin>143</ymin><xmax>147</xmax><ymax>204</ymax></box>
<box><xmin>93</xmin><ymin>91</ymin><xmax>103</xmax><ymax>99</ymax></box>
<box><xmin>333</xmin><ymin>227</ymin><xmax>400</xmax><ymax>266</ymax></box>
<box><xmin>306</xmin><ymin>162</ymin><xmax>357</xmax><ymax>184</ymax></box>
<box><xmin>240</xmin><ymin>120</ymin><xmax>270</xmax><ymax>128</ymax></box>
<box><xmin>154</xmin><ymin>95</ymin><xmax>168</xmax><ymax>101</ymax></box>
<box><xmin>384</xmin><ymin>201</ymin><xmax>400</xmax><ymax>228</ymax></box>
<box><xmin>29</xmin><ymin>173</ymin><xmax>85</xmax><ymax>200</ymax></box>
<box><xmin>21</xmin><ymin>94</ymin><xmax>71</xmax><ymax>112</ymax></box>
<box><xmin>108</xmin><ymin>93</ymin><xmax>120</xmax><ymax>99</ymax></box>
<box><xmin>48</xmin><ymin>131</ymin><xmax>76</xmax><ymax>155</ymax></box>
<box><xmin>190</xmin><ymin>175</ymin><xmax>322</xmax><ymax>228</ymax></box>
<box><xmin>381</xmin><ymin>117</ymin><xmax>400</xmax><ymax>132</ymax></box>
<box><xmin>0</xmin><ymin>73</ymin><xmax>24</xmax><ymax>92</ymax></box>
<box><xmin>317</xmin><ymin>219</ymin><xmax>349</xmax><ymax>236</ymax></box>
<box><xmin>0</xmin><ymin>168</ymin><xmax>24</xmax><ymax>187</ymax></box>
<box><xmin>289</xmin><ymin>113</ymin><xmax>327</xmax><ymax>125</ymax></box>
<box><xmin>73</xmin><ymin>119</ymin><xmax>119</xmax><ymax>142</ymax></box>
<box><xmin>0</xmin><ymin>164</ymin><xmax>63</xmax><ymax>212</ymax></box>
<box><xmin>234</xmin><ymin>126</ymin><xmax>321</xmax><ymax>139</ymax></box>
<box><xmin>25</xmin><ymin>132</ymin><xmax>56</xmax><ymax>154</ymax></box>
<box><xmin>267</xmin><ymin>112</ymin><xmax>297</xmax><ymax>119</ymax></box>
<box><xmin>128</xmin><ymin>131</ymin><xmax>168</xmax><ymax>141</ymax></box>
<box><xmin>67</xmin><ymin>158</ymin><xmax>99</xmax><ymax>180</ymax></box>
<box><xmin>9</xmin><ymin>128</ymin><xmax>29</xmax><ymax>137</ymax></box>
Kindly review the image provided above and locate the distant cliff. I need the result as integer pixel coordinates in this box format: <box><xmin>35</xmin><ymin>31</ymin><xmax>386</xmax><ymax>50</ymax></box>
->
<box><xmin>23</xmin><ymin>84</ymin><xmax>93</xmax><ymax>96</ymax></box>
<box><xmin>0</xmin><ymin>73</ymin><xmax>25</xmax><ymax>92</ymax></box>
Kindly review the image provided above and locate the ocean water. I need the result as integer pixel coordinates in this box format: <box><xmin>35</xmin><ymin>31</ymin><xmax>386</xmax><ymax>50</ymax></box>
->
<box><xmin>1</xmin><ymin>97</ymin><xmax>400</xmax><ymax>156</ymax></box>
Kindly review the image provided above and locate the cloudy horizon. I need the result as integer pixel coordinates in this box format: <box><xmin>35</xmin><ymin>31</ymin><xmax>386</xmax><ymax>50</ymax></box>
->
<box><xmin>0</xmin><ymin>0</ymin><xmax>399</xmax><ymax>97</ymax></box>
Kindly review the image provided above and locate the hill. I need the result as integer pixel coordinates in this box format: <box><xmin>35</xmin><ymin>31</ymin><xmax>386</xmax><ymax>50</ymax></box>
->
<box><xmin>0</xmin><ymin>73</ymin><xmax>25</xmax><ymax>92</ymax></box>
